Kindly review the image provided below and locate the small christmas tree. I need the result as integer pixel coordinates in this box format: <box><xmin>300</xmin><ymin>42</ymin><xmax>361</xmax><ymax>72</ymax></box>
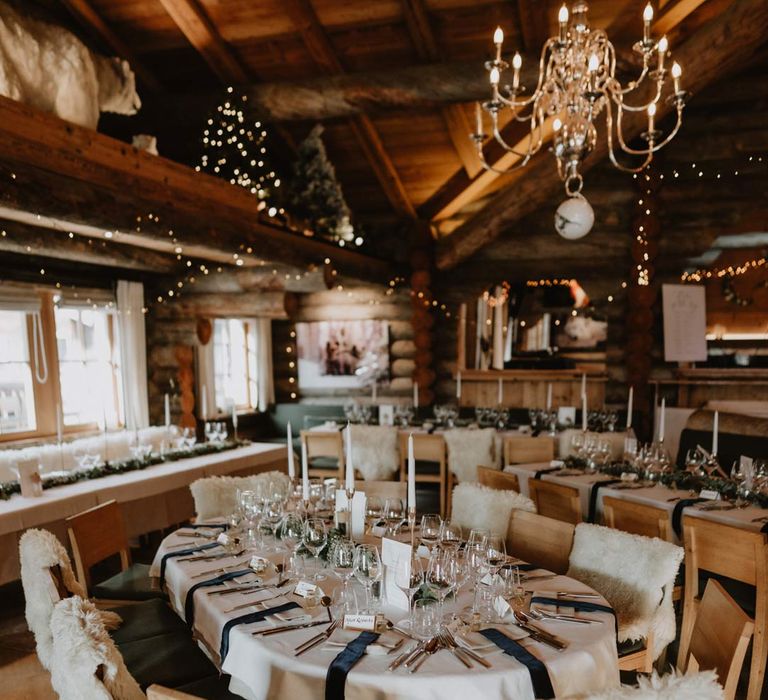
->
<box><xmin>288</xmin><ymin>125</ymin><xmax>356</xmax><ymax>245</ymax></box>
<box><xmin>196</xmin><ymin>87</ymin><xmax>281</xmax><ymax>208</ymax></box>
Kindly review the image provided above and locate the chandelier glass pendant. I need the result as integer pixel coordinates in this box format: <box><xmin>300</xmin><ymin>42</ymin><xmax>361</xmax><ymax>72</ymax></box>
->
<box><xmin>474</xmin><ymin>2</ymin><xmax>687</xmax><ymax>238</ymax></box>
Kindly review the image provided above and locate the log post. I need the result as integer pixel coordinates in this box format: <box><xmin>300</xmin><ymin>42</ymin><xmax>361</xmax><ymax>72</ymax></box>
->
<box><xmin>175</xmin><ymin>345</ymin><xmax>197</xmax><ymax>429</ymax></box>
<box><xmin>410</xmin><ymin>222</ymin><xmax>436</xmax><ymax>407</ymax></box>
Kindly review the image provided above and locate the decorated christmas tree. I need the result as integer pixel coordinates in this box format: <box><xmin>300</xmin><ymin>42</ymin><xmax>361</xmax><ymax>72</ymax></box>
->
<box><xmin>287</xmin><ymin>125</ymin><xmax>356</xmax><ymax>245</ymax></box>
<box><xmin>196</xmin><ymin>87</ymin><xmax>281</xmax><ymax>208</ymax></box>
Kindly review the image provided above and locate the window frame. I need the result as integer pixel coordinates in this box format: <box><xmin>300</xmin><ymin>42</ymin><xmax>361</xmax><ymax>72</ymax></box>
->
<box><xmin>212</xmin><ymin>317</ymin><xmax>259</xmax><ymax>415</ymax></box>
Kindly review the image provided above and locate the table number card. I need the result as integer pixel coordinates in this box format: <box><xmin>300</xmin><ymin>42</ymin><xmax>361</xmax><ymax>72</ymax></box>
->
<box><xmin>17</xmin><ymin>459</ymin><xmax>42</xmax><ymax>498</ymax></box>
<box><xmin>381</xmin><ymin>537</ymin><xmax>412</xmax><ymax>611</ymax></box>
<box><xmin>379</xmin><ymin>405</ymin><xmax>394</xmax><ymax>426</ymax></box>
<box><xmin>558</xmin><ymin>407</ymin><xmax>576</xmax><ymax>426</ymax></box>
<box><xmin>336</xmin><ymin>491</ymin><xmax>367</xmax><ymax>539</ymax></box>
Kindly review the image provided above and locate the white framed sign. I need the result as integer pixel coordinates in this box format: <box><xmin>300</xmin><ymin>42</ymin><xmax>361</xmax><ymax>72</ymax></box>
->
<box><xmin>662</xmin><ymin>284</ymin><xmax>707</xmax><ymax>362</ymax></box>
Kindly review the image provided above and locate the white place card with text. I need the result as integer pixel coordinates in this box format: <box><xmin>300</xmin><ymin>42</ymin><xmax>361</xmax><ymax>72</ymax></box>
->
<box><xmin>381</xmin><ymin>537</ymin><xmax>412</xmax><ymax>611</ymax></box>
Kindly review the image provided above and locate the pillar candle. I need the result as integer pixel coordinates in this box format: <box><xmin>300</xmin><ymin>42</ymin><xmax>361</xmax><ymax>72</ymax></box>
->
<box><xmin>301</xmin><ymin>439</ymin><xmax>310</xmax><ymax>501</ymax></box>
<box><xmin>626</xmin><ymin>386</ymin><xmax>633</xmax><ymax>430</ymax></box>
<box><xmin>712</xmin><ymin>410</ymin><xmax>719</xmax><ymax>455</ymax></box>
<box><xmin>497</xmin><ymin>377</ymin><xmax>503</xmax><ymax>405</ymax></box>
<box><xmin>456</xmin><ymin>371</ymin><xmax>462</xmax><ymax>400</ymax></box>
<box><xmin>286</xmin><ymin>423</ymin><xmax>295</xmax><ymax>478</ymax></box>
<box><xmin>201</xmin><ymin>385</ymin><xmax>207</xmax><ymax>420</ymax></box>
<box><xmin>164</xmin><ymin>393</ymin><xmax>170</xmax><ymax>428</ymax></box>
<box><xmin>345</xmin><ymin>423</ymin><xmax>354</xmax><ymax>492</ymax></box>
<box><xmin>581</xmin><ymin>394</ymin><xmax>587</xmax><ymax>431</ymax></box>
<box><xmin>413</xmin><ymin>381</ymin><xmax>419</xmax><ymax>408</ymax></box>
<box><xmin>546</xmin><ymin>383</ymin><xmax>552</xmax><ymax>410</ymax></box>
<box><xmin>407</xmin><ymin>433</ymin><xmax>416</xmax><ymax>512</ymax></box>
<box><xmin>659</xmin><ymin>398</ymin><xmax>666</xmax><ymax>442</ymax></box>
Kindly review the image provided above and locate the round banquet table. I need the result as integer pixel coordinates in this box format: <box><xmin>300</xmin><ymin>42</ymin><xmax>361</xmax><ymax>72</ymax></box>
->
<box><xmin>150</xmin><ymin>528</ymin><xmax>620</xmax><ymax>700</ymax></box>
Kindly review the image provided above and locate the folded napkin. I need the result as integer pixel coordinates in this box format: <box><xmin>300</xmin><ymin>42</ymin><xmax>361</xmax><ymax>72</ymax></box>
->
<box><xmin>187</xmin><ymin>522</ymin><xmax>229</xmax><ymax>530</ymax></box>
<box><xmin>533</xmin><ymin>467</ymin><xmax>561</xmax><ymax>480</ymax></box>
<box><xmin>587</xmin><ymin>479</ymin><xmax>622</xmax><ymax>523</ymax></box>
<box><xmin>531</xmin><ymin>595</ymin><xmax>617</xmax><ymax>633</ymax></box>
<box><xmin>159</xmin><ymin>542</ymin><xmax>220</xmax><ymax>587</ymax></box>
<box><xmin>184</xmin><ymin>569</ymin><xmax>252</xmax><ymax>627</ymax></box>
<box><xmin>671</xmin><ymin>498</ymin><xmax>706</xmax><ymax>538</ymax></box>
<box><xmin>479</xmin><ymin>628</ymin><xmax>554</xmax><ymax>699</ymax></box>
<box><xmin>325</xmin><ymin>632</ymin><xmax>380</xmax><ymax>700</ymax></box>
<box><xmin>219</xmin><ymin>601</ymin><xmax>301</xmax><ymax>661</ymax></box>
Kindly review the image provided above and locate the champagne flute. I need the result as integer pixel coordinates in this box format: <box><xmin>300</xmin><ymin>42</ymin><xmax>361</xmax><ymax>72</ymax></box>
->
<box><xmin>420</xmin><ymin>514</ymin><xmax>442</xmax><ymax>552</ymax></box>
<box><xmin>261</xmin><ymin>496</ymin><xmax>284</xmax><ymax>552</ymax></box>
<box><xmin>353</xmin><ymin>544</ymin><xmax>382</xmax><ymax>613</ymax></box>
<box><xmin>303</xmin><ymin>518</ymin><xmax>327</xmax><ymax>581</ymax></box>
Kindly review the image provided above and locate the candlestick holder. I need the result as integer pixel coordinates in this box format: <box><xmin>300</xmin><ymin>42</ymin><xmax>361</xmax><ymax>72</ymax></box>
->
<box><xmin>345</xmin><ymin>487</ymin><xmax>355</xmax><ymax>541</ymax></box>
<box><xmin>408</xmin><ymin>506</ymin><xmax>416</xmax><ymax>551</ymax></box>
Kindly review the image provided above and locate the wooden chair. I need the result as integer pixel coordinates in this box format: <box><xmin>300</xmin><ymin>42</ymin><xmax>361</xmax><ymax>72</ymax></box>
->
<box><xmin>528</xmin><ymin>479</ymin><xmax>582</xmax><ymax>524</ymax></box>
<box><xmin>678</xmin><ymin>515</ymin><xmax>768</xmax><ymax>700</ymax></box>
<box><xmin>478</xmin><ymin>466</ymin><xmax>520</xmax><ymax>493</ymax></box>
<box><xmin>398</xmin><ymin>433</ymin><xmax>447</xmax><ymax>516</ymax></box>
<box><xmin>66</xmin><ymin>500</ymin><xmax>163</xmax><ymax>601</ymax></box>
<box><xmin>300</xmin><ymin>430</ymin><xmax>345</xmax><ymax>480</ymax></box>
<box><xmin>680</xmin><ymin>579</ymin><xmax>754</xmax><ymax>700</ymax></box>
<box><xmin>507</xmin><ymin>509</ymin><xmax>575</xmax><ymax>574</ymax></box>
<box><xmin>354</xmin><ymin>479</ymin><xmax>407</xmax><ymax>501</ymax></box>
<box><xmin>503</xmin><ymin>435</ymin><xmax>555</xmax><ymax>465</ymax></box>
<box><xmin>147</xmin><ymin>686</ymin><xmax>203</xmax><ymax>700</ymax></box>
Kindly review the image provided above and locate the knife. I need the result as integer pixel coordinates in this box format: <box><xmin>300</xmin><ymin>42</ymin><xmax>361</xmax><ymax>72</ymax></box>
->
<box><xmin>294</xmin><ymin>620</ymin><xmax>340</xmax><ymax>656</ymax></box>
<box><xmin>388</xmin><ymin>641</ymin><xmax>424</xmax><ymax>671</ymax></box>
<box><xmin>256</xmin><ymin>619</ymin><xmax>329</xmax><ymax>636</ymax></box>
<box><xmin>518</xmin><ymin>623</ymin><xmax>567</xmax><ymax>650</ymax></box>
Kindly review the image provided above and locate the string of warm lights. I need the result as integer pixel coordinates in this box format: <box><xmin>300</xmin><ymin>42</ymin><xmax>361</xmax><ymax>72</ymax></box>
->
<box><xmin>681</xmin><ymin>255</ymin><xmax>766</xmax><ymax>283</ymax></box>
<box><xmin>660</xmin><ymin>153</ymin><xmax>765</xmax><ymax>182</ymax></box>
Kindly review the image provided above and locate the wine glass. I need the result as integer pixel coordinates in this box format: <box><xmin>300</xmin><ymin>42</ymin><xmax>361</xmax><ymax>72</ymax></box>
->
<box><xmin>467</xmin><ymin>528</ymin><xmax>489</xmax><ymax>551</ymax></box>
<box><xmin>365</xmin><ymin>495</ymin><xmax>384</xmax><ymax>532</ymax></box>
<box><xmin>261</xmin><ymin>496</ymin><xmax>284</xmax><ymax>551</ymax></box>
<box><xmin>330</xmin><ymin>539</ymin><xmax>357</xmax><ymax>613</ymax></box>
<box><xmin>439</xmin><ymin>520</ymin><xmax>462</xmax><ymax>552</ymax></box>
<box><xmin>383</xmin><ymin>497</ymin><xmax>405</xmax><ymax>536</ymax></box>
<box><xmin>485</xmin><ymin>533</ymin><xmax>507</xmax><ymax>575</ymax></box>
<box><xmin>239</xmin><ymin>489</ymin><xmax>262</xmax><ymax>549</ymax></box>
<box><xmin>303</xmin><ymin>518</ymin><xmax>327</xmax><ymax>581</ymax></box>
<box><xmin>280</xmin><ymin>512</ymin><xmax>304</xmax><ymax>575</ymax></box>
<box><xmin>426</xmin><ymin>551</ymin><xmax>457</xmax><ymax>620</ymax></box>
<box><xmin>353</xmin><ymin>544</ymin><xmax>382</xmax><ymax>613</ymax></box>
<box><xmin>420</xmin><ymin>514</ymin><xmax>442</xmax><ymax>552</ymax></box>
<box><xmin>395</xmin><ymin>552</ymin><xmax>425</xmax><ymax>624</ymax></box>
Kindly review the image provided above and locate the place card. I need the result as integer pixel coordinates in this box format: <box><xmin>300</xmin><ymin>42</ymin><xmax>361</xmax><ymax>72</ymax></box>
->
<box><xmin>336</xmin><ymin>490</ymin><xmax>367</xmax><ymax>539</ymax></box>
<box><xmin>381</xmin><ymin>538</ymin><xmax>412</xmax><ymax>610</ymax></box>
<box><xmin>294</xmin><ymin>580</ymin><xmax>319</xmax><ymax>598</ymax></box>
<box><xmin>624</xmin><ymin>437</ymin><xmax>638</xmax><ymax>454</ymax></box>
<box><xmin>17</xmin><ymin>459</ymin><xmax>42</xmax><ymax>498</ymax></box>
<box><xmin>493</xmin><ymin>595</ymin><xmax>511</xmax><ymax>620</ymax></box>
<box><xmin>558</xmin><ymin>407</ymin><xmax>576</xmax><ymax>426</ymax></box>
<box><xmin>379</xmin><ymin>405</ymin><xmax>394</xmax><ymax>426</ymax></box>
<box><xmin>699</xmin><ymin>489</ymin><xmax>721</xmax><ymax>501</ymax></box>
<box><xmin>343</xmin><ymin>613</ymin><xmax>378</xmax><ymax>632</ymax></box>
<box><xmin>217</xmin><ymin>532</ymin><xmax>232</xmax><ymax>546</ymax></box>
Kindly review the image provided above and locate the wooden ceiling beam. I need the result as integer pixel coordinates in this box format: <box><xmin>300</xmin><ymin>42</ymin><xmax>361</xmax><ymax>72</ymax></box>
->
<box><xmin>435</xmin><ymin>0</ymin><xmax>768</xmax><ymax>270</ymax></box>
<box><xmin>58</xmin><ymin>0</ymin><xmax>162</xmax><ymax>92</ymax></box>
<box><xmin>283</xmin><ymin>0</ymin><xmax>416</xmax><ymax>219</ymax></box>
<box><xmin>515</xmin><ymin>0</ymin><xmax>551</xmax><ymax>52</ymax></box>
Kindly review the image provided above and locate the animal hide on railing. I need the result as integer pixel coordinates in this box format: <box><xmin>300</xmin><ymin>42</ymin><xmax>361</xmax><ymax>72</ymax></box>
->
<box><xmin>0</xmin><ymin>0</ymin><xmax>140</xmax><ymax>128</ymax></box>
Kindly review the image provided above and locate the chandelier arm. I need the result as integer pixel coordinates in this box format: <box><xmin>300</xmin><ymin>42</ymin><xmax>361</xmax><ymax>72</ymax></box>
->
<box><xmin>605</xmin><ymin>102</ymin><xmax>653</xmax><ymax>173</ymax></box>
<box><xmin>647</xmin><ymin>107</ymin><xmax>685</xmax><ymax>152</ymax></box>
<box><xmin>476</xmin><ymin>144</ymin><xmax>533</xmax><ymax>174</ymax></box>
<box><xmin>614</xmin><ymin>102</ymin><xmax>680</xmax><ymax>156</ymax></box>
<box><xmin>610</xmin><ymin>82</ymin><xmax>663</xmax><ymax>112</ymax></box>
<box><xmin>606</xmin><ymin>43</ymin><xmax>651</xmax><ymax>96</ymax></box>
<box><xmin>491</xmin><ymin>116</ymin><xmax>541</xmax><ymax>159</ymax></box>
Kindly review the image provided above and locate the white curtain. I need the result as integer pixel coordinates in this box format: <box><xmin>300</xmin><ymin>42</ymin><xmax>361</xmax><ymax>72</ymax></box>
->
<box><xmin>254</xmin><ymin>318</ymin><xmax>275</xmax><ymax>412</ymax></box>
<box><xmin>196</xmin><ymin>339</ymin><xmax>216</xmax><ymax>420</ymax></box>
<box><xmin>116</xmin><ymin>280</ymin><xmax>149</xmax><ymax>429</ymax></box>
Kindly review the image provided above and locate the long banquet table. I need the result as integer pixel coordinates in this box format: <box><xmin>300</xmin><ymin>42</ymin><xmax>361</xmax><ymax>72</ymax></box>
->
<box><xmin>507</xmin><ymin>461</ymin><xmax>768</xmax><ymax>542</ymax></box>
<box><xmin>151</xmin><ymin>528</ymin><xmax>620</xmax><ymax>700</ymax></box>
<box><xmin>0</xmin><ymin>443</ymin><xmax>285</xmax><ymax>584</ymax></box>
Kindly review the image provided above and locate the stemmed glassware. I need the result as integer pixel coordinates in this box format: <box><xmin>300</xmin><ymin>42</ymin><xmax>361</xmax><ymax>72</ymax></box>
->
<box><xmin>302</xmin><ymin>518</ymin><xmax>327</xmax><ymax>581</ymax></box>
<box><xmin>280</xmin><ymin>512</ymin><xmax>305</xmax><ymax>575</ymax></box>
<box><xmin>426</xmin><ymin>551</ymin><xmax>457</xmax><ymax>620</ymax></box>
<box><xmin>420</xmin><ymin>514</ymin><xmax>442</xmax><ymax>552</ymax></box>
<box><xmin>353</xmin><ymin>544</ymin><xmax>382</xmax><ymax>613</ymax></box>
<box><xmin>485</xmin><ymin>533</ymin><xmax>507</xmax><ymax>575</ymax></box>
<box><xmin>383</xmin><ymin>497</ymin><xmax>405</xmax><ymax>536</ymax></box>
<box><xmin>365</xmin><ymin>495</ymin><xmax>384</xmax><ymax>532</ymax></box>
<box><xmin>439</xmin><ymin>520</ymin><xmax>462</xmax><ymax>552</ymax></box>
<box><xmin>395</xmin><ymin>551</ymin><xmax>425</xmax><ymax>624</ymax></box>
<box><xmin>239</xmin><ymin>489</ymin><xmax>262</xmax><ymax>549</ymax></box>
<box><xmin>330</xmin><ymin>539</ymin><xmax>357</xmax><ymax>613</ymax></box>
<box><xmin>260</xmin><ymin>496</ymin><xmax>284</xmax><ymax>551</ymax></box>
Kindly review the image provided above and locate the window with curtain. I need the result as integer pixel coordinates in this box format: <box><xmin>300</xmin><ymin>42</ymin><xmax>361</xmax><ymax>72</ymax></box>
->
<box><xmin>213</xmin><ymin>318</ymin><xmax>258</xmax><ymax>412</ymax></box>
<box><xmin>0</xmin><ymin>310</ymin><xmax>36</xmax><ymax>434</ymax></box>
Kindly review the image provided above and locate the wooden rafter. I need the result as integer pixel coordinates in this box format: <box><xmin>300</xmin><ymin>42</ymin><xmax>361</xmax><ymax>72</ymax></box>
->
<box><xmin>283</xmin><ymin>0</ymin><xmax>416</xmax><ymax>218</ymax></box>
<box><xmin>515</xmin><ymin>0</ymin><xmax>551</xmax><ymax>51</ymax></box>
<box><xmin>435</xmin><ymin>0</ymin><xmax>768</xmax><ymax>270</ymax></box>
<box><xmin>58</xmin><ymin>0</ymin><xmax>162</xmax><ymax>92</ymax></box>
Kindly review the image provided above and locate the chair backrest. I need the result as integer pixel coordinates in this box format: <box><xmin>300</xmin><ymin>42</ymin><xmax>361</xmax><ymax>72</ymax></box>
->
<box><xmin>190</xmin><ymin>471</ymin><xmax>291</xmax><ymax>520</ymax></box>
<box><xmin>443</xmin><ymin>428</ymin><xmax>496</xmax><ymax>483</ymax></box>
<box><xmin>451</xmin><ymin>482</ymin><xmax>535</xmax><ymax>538</ymax></box>
<box><xmin>683</xmin><ymin>579</ymin><xmax>754</xmax><ymax>700</ymax></box>
<box><xmin>398</xmin><ymin>433</ymin><xmax>445</xmax><ymax>469</ymax></box>
<box><xmin>148</xmin><ymin>685</ymin><xmax>202</xmax><ymax>699</ymax></box>
<box><xmin>508</xmin><ymin>509</ymin><xmax>575</xmax><ymax>574</ymax></box>
<box><xmin>603</xmin><ymin>496</ymin><xmax>672</xmax><ymax>541</ymax></box>
<box><xmin>347</xmin><ymin>424</ymin><xmax>399</xmax><ymax>481</ymax></box>
<box><xmin>478</xmin><ymin>466</ymin><xmax>520</xmax><ymax>492</ymax></box>
<box><xmin>66</xmin><ymin>500</ymin><xmax>130</xmax><ymax>591</ymax></box>
<box><xmin>354</xmin><ymin>480</ymin><xmax>407</xmax><ymax>501</ymax></box>
<box><xmin>301</xmin><ymin>430</ymin><xmax>345</xmax><ymax>469</ymax></box>
<box><xmin>49</xmin><ymin>596</ymin><xmax>144</xmax><ymax>700</ymax></box>
<box><xmin>528</xmin><ymin>479</ymin><xmax>582</xmax><ymax>524</ymax></box>
<box><xmin>503</xmin><ymin>435</ymin><xmax>555</xmax><ymax>465</ymax></box>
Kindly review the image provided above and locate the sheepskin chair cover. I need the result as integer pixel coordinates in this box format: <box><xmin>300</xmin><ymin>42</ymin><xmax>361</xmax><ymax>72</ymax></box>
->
<box><xmin>347</xmin><ymin>424</ymin><xmax>399</xmax><ymax>481</ymax></box>
<box><xmin>0</xmin><ymin>0</ymin><xmax>140</xmax><ymax>129</ymax></box>
<box><xmin>570</xmin><ymin>670</ymin><xmax>723</xmax><ymax>700</ymax></box>
<box><xmin>443</xmin><ymin>428</ymin><xmax>496</xmax><ymax>483</ymax></box>
<box><xmin>567</xmin><ymin>523</ymin><xmax>683</xmax><ymax>660</ymax></box>
<box><xmin>19</xmin><ymin>528</ymin><xmax>87</xmax><ymax>669</ymax></box>
<box><xmin>190</xmin><ymin>470</ymin><xmax>291</xmax><ymax>520</ymax></box>
<box><xmin>451</xmin><ymin>482</ymin><xmax>535</xmax><ymax>537</ymax></box>
<box><xmin>50</xmin><ymin>596</ymin><xmax>145</xmax><ymax>700</ymax></box>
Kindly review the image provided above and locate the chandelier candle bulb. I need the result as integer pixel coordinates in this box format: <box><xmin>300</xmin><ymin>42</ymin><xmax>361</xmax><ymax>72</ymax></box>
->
<box><xmin>657</xmin><ymin>36</ymin><xmax>668</xmax><ymax>72</ymax></box>
<box><xmin>643</xmin><ymin>3</ymin><xmax>653</xmax><ymax>42</ymax></box>
<box><xmin>647</xmin><ymin>102</ymin><xmax>656</xmax><ymax>132</ymax></box>
<box><xmin>712</xmin><ymin>411</ymin><xmax>719</xmax><ymax>456</ymax></box>
<box><xmin>559</xmin><ymin>4</ymin><xmax>569</xmax><ymax>42</ymax></box>
<box><xmin>475</xmin><ymin>102</ymin><xmax>483</xmax><ymax>135</ymax></box>
<box><xmin>287</xmin><ymin>423</ymin><xmax>295</xmax><ymax>479</ymax></box>
<box><xmin>672</xmin><ymin>62</ymin><xmax>682</xmax><ymax>93</ymax></box>
<box><xmin>512</xmin><ymin>52</ymin><xmax>522</xmax><ymax>90</ymax></box>
<box><xmin>493</xmin><ymin>26</ymin><xmax>504</xmax><ymax>62</ymax></box>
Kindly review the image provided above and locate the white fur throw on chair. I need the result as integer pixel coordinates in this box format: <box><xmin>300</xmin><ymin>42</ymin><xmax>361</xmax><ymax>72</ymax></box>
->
<box><xmin>50</xmin><ymin>596</ymin><xmax>145</xmax><ymax>700</ymax></box>
<box><xmin>568</xmin><ymin>670</ymin><xmax>723</xmax><ymax>700</ymax></box>
<box><xmin>451</xmin><ymin>482</ymin><xmax>535</xmax><ymax>537</ymax></box>
<box><xmin>567</xmin><ymin>523</ymin><xmax>683</xmax><ymax>661</ymax></box>
<box><xmin>443</xmin><ymin>428</ymin><xmax>497</xmax><ymax>483</ymax></box>
<box><xmin>347</xmin><ymin>424</ymin><xmax>399</xmax><ymax>481</ymax></box>
<box><xmin>190</xmin><ymin>470</ymin><xmax>291</xmax><ymax>520</ymax></box>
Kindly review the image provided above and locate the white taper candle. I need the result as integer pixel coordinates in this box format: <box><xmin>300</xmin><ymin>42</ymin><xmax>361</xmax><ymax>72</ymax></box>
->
<box><xmin>286</xmin><ymin>422</ymin><xmax>295</xmax><ymax>478</ymax></box>
<box><xmin>413</xmin><ymin>381</ymin><xmax>419</xmax><ymax>408</ymax></box>
<box><xmin>582</xmin><ymin>393</ymin><xmax>587</xmax><ymax>431</ymax></box>
<box><xmin>498</xmin><ymin>377</ymin><xmax>503</xmax><ymax>405</ymax></box>
<box><xmin>712</xmin><ymin>410</ymin><xmax>719</xmax><ymax>456</ymax></box>
<box><xmin>164</xmin><ymin>393</ymin><xmax>170</xmax><ymax>428</ymax></box>
<box><xmin>659</xmin><ymin>398</ymin><xmax>666</xmax><ymax>442</ymax></box>
<box><xmin>201</xmin><ymin>385</ymin><xmax>207</xmax><ymax>420</ymax></box>
<box><xmin>301</xmin><ymin>439</ymin><xmax>310</xmax><ymax>501</ymax></box>
<box><xmin>345</xmin><ymin>422</ymin><xmax>354</xmax><ymax>492</ymax></box>
<box><xmin>627</xmin><ymin>386</ymin><xmax>633</xmax><ymax>430</ymax></box>
<box><xmin>581</xmin><ymin>372</ymin><xmax>586</xmax><ymax>398</ymax></box>
<box><xmin>456</xmin><ymin>371</ymin><xmax>462</xmax><ymax>400</ymax></box>
<box><xmin>407</xmin><ymin>433</ymin><xmax>416</xmax><ymax>512</ymax></box>
<box><xmin>546</xmin><ymin>383</ymin><xmax>552</xmax><ymax>410</ymax></box>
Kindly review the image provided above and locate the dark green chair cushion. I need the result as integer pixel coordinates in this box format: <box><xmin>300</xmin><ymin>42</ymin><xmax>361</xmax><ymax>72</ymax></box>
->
<box><xmin>175</xmin><ymin>674</ymin><xmax>242</xmax><ymax>699</ymax></box>
<box><xmin>92</xmin><ymin>563</ymin><xmax>166</xmax><ymax>601</ymax></box>
<box><xmin>309</xmin><ymin>456</ymin><xmax>340</xmax><ymax>470</ymax></box>
<box><xmin>268</xmin><ymin>404</ymin><xmax>345</xmax><ymax>437</ymax></box>
<box><xmin>118</xmin><ymin>632</ymin><xmax>217</xmax><ymax>690</ymax></box>
<box><xmin>617</xmin><ymin>637</ymin><xmax>647</xmax><ymax>656</ymax></box>
<box><xmin>415</xmin><ymin>459</ymin><xmax>441</xmax><ymax>476</ymax></box>
<box><xmin>109</xmin><ymin>599</ymin><xmax>188</xmax><ymax>644</ymax></box>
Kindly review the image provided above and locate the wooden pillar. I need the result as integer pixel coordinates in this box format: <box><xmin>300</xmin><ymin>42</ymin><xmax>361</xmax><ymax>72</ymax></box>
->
<box><xmin>175</xmin><ymin>345</ymin><xmax>196</xmax><ymax>429</ymax></box>
<box><xmin>625</xmin><ymin>165</ymin><xmax>662</xmax><ymax>438</ymax></box>
<box><xmin>410</xmin><ymin>222</ymin><xmax>436</xmax><ymax>407</ymax></box>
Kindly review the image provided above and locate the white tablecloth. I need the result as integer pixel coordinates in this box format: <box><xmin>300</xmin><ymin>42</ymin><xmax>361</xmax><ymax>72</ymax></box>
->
<box><xmin>152</xmin><ymin>530</ymin><xmax>620</xmax><ymax>700</ymax></box>
<box><xmin>507</xmin><ymin>461</ymin><xmax>768</xmax><ymax>544</ymax></box>
<box><xmin>0</xmin><ymin>443</ymin><xmax>285</xmax><ymax>584</ymax></box>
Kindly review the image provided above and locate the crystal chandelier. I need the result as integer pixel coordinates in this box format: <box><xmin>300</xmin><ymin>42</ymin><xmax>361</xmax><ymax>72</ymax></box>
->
<box><xmin>474</xmin><ymin>2</ymin><xmax>687</xmax><ymax>238</ymax></box>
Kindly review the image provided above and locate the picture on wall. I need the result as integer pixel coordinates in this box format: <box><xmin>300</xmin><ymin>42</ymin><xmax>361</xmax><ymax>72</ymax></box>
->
<box><xmin>295</xmin><ymin>320</ymin><xmax>389</xmax><ymax>389</ymax></box>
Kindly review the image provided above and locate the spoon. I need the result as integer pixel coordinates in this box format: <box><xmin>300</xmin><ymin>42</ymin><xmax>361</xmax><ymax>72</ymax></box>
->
<box><xmin>408</xmin><ymin>637</ymin><xmax>440</xmax><ymax>672</ymax></box>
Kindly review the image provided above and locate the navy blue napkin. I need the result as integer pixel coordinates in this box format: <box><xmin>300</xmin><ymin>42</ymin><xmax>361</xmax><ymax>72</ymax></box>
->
<box><xmin>671</xmin><ymin>498</ymin><xmax>706</xmax><ymax>538</ymax></box>
<box><xmin>159</xmin><ymin>542</ymin><xmax>220</xmax><ymax>587</ymax></box>
<box><xmin>530</xmin><ymin>595</ymin><xmax>618</xmax><ymax>633</ymax></box>
<box><xmin>219</xmin><ymin>601</ymin><xmax>301</xmax><ymax>661</ymax></box>
<box><xmin>479</xmin><ymin>628</ymin><xmax>554</xmax><ymax>699</ymax></box>
<box><xmin>325</xmin><ymin>631</ymin><xmax>380</xmax><ymax>700</ymax></box>
<box><xmin>187</xmin><ymin>522</ymin><xmax>229</xmax><ymax>530</ymax></box>
<box><xmin>184</xmin><ymin>569</ymin><xmax>253</xmax><ymax>627</ymax></box>
<box><xmin>533</xmin><ymin>467</ymin><xmax>561</xmax><ymax>480</ymax></box>
<box><xmin>588</xmin><ymin>479</ymin><xmax>622</xmax><ymax>523</ymax></box>
<box><xmin>501</xmin><ymin>563</ymin><xmax>538</xmax><ymax>572</ymax></box>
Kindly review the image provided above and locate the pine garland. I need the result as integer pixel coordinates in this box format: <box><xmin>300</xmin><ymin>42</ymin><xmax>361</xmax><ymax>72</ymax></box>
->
<box><xmin>0</xmin><ymin>440</ymin><xmax>249</xmax><ymax>501</ymax></box>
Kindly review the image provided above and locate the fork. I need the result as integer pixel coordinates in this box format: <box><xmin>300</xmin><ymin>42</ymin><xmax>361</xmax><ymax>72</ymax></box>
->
<box><xmin>437</xmin><ymin>632</ymin><xmax>472</xmax><ymax>668</ymax></box>
<box><xmin>445</xmin><ymin>629</ymin><xmax>492</xmax><ymax>668</ymax></box>
<box><xmin>190</xmin><ymin>559</ymin><xmax>250</xmax><ymax>579</ymax></box>
<box><xmin>528</xmin><ymin>607</ymin><xmax>597</xmax><ymax>624</ymax></box>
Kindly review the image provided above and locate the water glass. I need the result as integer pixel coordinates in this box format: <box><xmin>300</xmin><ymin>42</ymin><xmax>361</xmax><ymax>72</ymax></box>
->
<box><xmin>330</xmin><ymin>539</ymin><xmax>356</xmax><ymax>613</ymax></box>
<box><xmin>412</xmin><ymin>598</ymin><xmax>439</xmax><ymax>639</ymax></box>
